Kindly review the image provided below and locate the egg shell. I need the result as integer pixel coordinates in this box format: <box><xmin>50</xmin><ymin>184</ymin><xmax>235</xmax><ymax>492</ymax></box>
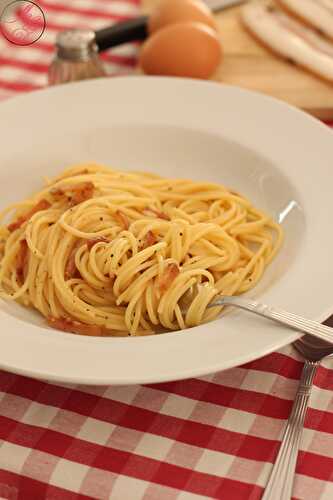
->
<box><xmin>149</xmin><ymin>0</ymin><xmax>217</xmax><ymax>34</ymax></box>
<box><xmin>139</xmin><ymin>22</ymin><xmax>223</xmax><ymax>79</ymax></box>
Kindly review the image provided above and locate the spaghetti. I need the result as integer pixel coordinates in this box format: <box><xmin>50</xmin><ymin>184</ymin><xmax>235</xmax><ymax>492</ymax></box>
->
<box><xmin>0</xmin><ymin>163</ymin><xmax>283</xmax><ymax>336</ymax></box>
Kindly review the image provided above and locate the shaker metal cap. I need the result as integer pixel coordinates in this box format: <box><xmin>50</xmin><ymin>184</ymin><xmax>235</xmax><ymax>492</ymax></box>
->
<box><xmin>55</xmin><ymin>29</ymin><xmax>98</xmax><ymax>61</ymax></box>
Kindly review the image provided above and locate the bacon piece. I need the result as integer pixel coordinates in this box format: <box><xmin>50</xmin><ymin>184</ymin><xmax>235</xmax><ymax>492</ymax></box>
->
<box><xmin>49</xmin><ymin>188</ymin><xmax>64</xmax><ymax>201</ymax></box>
<box><xmin>70</xmin><ymin>182</ymin><xmax>94</xmax><ymax>205</ymax></box>
<box><xmin>143</xmin><ymin>208</ymin><xmax>170</xmax><ymax>221</ymax></box>
<box><xmin>114</xmin><ymin>210</ymin><xmax>129</xmax><ymax>229</ymax></box>
<box><xmin>140</xmin><ymin>230</ymin><xmax>157</xmax><ymax>250</ymax></box>
<box><xmin>86</xmin><ymin>237</ymin><xmax>109</xmax><ymax>251</ymax></box>
<box><xmin>65</xmin><ymin>241</ymin><xmax>82</xmax><ymax>280</ymax></box>
<box><xmin>278</xmin><ymin>0</ymin><xmax>333</xmax><ymax>41</ymax></box>
<box><xmin>51</xmin><ymin>182</ymin><xmax>94</xmax><ymax>206</ymax></box>
<box><xmin>242</xmin><ymin>2</ymin><xmax>333</xmax><ymax>82</ymax></box>
<box><xmin>8</xmin><ymin>199</ymin><xmax>51</xmax><ymax>232</ymax></box>
<box><xmin>157</xmin><ymin>263</ymin><xmax>180</xmax><ymax>293</ymax></box>
<box><xmin>16</xmin><ymin>239</ymin><xmax>28</xmax><ymax>284</ymax></box>
<box><xmin>47</xmin><ymin>317</ymin><xmax>104</xmax><ymax>336</ymax></box>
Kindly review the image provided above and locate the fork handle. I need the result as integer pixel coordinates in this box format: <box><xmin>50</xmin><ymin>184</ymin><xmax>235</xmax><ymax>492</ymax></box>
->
<box><xmin>261</xmin><ymin>360</ymin><xmax>318</xmax><ymax>500</ymax></box>
<box><xmin>210</xmin><ymin>297</ymin><xmax>333</xmax><ymax>344</ymax></box>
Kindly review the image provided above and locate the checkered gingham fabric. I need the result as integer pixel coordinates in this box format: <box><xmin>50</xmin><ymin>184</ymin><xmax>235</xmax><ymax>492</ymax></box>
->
<box><xmin>0</xmin><ymin>1</ymin><xmax>333</xmax><ymax>499</ymax></box>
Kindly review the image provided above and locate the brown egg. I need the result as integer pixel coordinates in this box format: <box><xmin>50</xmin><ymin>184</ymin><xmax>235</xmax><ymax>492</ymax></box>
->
<box><xmin>139</xmin><ymin>22</ymin><xmax>223</xmax><ymax>79</ymax></box>
<box><xmin>149</xmin><ymin>0</ymin><xmax>217</xmax><ymax>34</ymax></box>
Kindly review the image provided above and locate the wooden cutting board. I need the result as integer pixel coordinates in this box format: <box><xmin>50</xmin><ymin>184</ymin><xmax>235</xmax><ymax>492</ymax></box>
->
<box><xmin>142</xmin><ymin>0</ymin><xmax>333</xmax><ymax>120</ymax></box>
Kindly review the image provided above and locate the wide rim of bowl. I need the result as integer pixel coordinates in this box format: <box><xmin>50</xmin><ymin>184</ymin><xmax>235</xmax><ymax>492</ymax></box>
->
<box><xmin>0</xmin><ymin>76</ymin><xmax>332</xmax><ymax>385</ymax></box>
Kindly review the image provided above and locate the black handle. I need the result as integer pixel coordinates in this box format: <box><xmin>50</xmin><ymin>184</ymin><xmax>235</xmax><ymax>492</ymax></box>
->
<box><xmin>95</xmin><ymin>16</ymin><xmax>148</xmax><ymax>51</ymax></box>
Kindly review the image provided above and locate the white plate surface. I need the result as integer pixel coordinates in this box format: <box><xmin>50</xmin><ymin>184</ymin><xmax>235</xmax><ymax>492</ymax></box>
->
<box><xmin>0</xmin><ymin>76</ymin><xmax>332</xmax><ymax>385</ymax></box>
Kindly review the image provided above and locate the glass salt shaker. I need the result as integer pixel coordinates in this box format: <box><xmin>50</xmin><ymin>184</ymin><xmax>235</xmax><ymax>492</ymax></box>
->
<box><xmin>48</xmin><ymin>29</ymin><xmax>106</xmax><ymax>85</ymax></box>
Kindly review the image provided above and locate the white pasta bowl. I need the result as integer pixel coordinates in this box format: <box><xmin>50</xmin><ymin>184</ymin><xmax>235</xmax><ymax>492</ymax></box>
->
<box><xmin>0</xmin><ymin>76</ymin><xmax>332</xmax><ymax>385</ymax></box>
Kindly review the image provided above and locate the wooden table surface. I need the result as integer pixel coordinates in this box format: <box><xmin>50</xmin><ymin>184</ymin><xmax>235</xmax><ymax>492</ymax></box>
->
<box><xmin>142</xmin><ymin>0</ymin><xmax>333</xmax><ymax>120</ymax></box>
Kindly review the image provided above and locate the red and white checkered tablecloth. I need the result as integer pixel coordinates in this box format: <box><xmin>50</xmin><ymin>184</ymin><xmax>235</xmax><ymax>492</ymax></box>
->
<box><xmin>0</xmin><ymin>1</ymin><xmax>333</xmax><ymax>499</ymax></box>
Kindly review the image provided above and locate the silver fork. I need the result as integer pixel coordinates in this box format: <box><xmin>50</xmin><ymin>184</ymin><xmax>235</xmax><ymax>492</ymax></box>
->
<box><xmin>209</xmin><ymin>296</ymin><xmax>333</xmax><ymax>499</ymax></box>
<box><xmin>262</xmin><ymin>335</ymin><xmax>333</xmax><ymax>500</ymax></box>
<box><xmin>209</xmin><ymin>296</ymin><xmax>333</xmax><ymax>344</ymax></box>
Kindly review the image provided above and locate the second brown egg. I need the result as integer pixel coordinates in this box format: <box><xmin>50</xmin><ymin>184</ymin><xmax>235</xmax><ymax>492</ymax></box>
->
<box><xmin>148</xmin><ymin>0</ymin><xmax>217</xmax><ymax>34</ymax></box>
